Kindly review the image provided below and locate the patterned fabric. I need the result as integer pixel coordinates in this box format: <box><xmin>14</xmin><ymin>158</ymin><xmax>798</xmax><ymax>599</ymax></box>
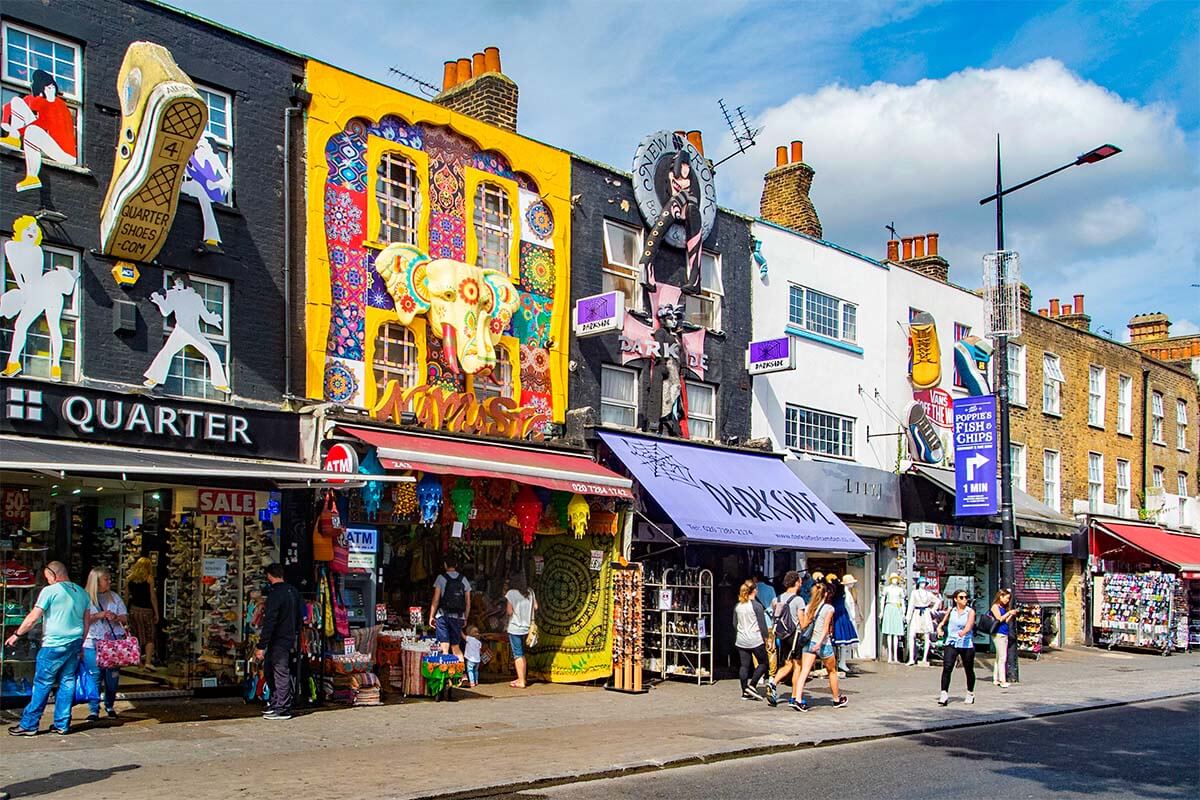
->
<box><xmin>510</xmin><ymin>293</ymin><xmax>554</xmax><ymax>346</ymax></box>
<box><xmin>518</xmin><ymin>241</ymin><xmax>555</xmax><ymax>295</ymax></box>
<box><xmin>518</xmin><ymin>188</ymin><xmax>554</xmax><ymax>247</ymax></box>
<box><xmin>519</xmin><ymin>343</ymin><xmax>551</xmax><ymax>394</ymax></box>
<box><xmin>324</xmin><ymin>360</ymin><xmax>357</xmax><ymax>404</ymax></box>
<box><xmin>472</xmin><ymin>151</ymin><xmax>515</xmax><ymax>180</ymax></box>
<box><xmin>368</xmin><ymin>115</ymin><xmax>423</xmax><ymax>149</ymax></box>
<box><xmin>95</xmin><ymin>635</ymin><xmax>141</xmax><ymax>669</ymax></box>
<box><xmin>428</xmin><ymin>211</ymin><xmax>466</xmax><ymax>261</ymax></box>
<box><xmin>528</xmin><ymin>533</ymin><xmax>617</xmax><ymax>683</ymax></box>
<box><xmin>325</xmin><ymin>123</ymin><xmax>368</xmax><ymax>191</ymax></box>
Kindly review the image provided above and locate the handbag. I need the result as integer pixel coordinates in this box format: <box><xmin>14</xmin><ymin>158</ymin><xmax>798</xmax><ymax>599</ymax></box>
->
<box><xmin>94</xmin><ymin>600</ymin><xmax>141</xmax><ymax>668</ymax></box>
<box><xmin>524</xmin><ymin>591</ymin><xmax>538</xmax><ymax>648</ymax></box>
<box><xmin>312</xmin><ymin>492</ymin><xmax>338</xmax><ymax>562</ymax></box>
<box><xmin>73</xmin><ymin>655</ymin><xmax>100</xmax><ymax>704</ymax></box>
<box><xmin>330</xmin><ymin>530</ymin><xmax>350</xmax><ymax>574</ymax></box>
<box><xmin>976</xmin><ymin>613</ymin><xmax>1000</xmax><ymax>636</ymax></box>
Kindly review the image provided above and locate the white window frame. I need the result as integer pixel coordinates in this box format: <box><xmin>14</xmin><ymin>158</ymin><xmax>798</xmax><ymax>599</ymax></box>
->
<box><xmin>1007</xmin><ymin>343</ymin><xmax>1026</xmax><ymax>407</ymax></box>
<box><xmin>1043</xmin><ymin>449</ymin><xmax>1061</xmax><ymax>512</ymax></box>
<box><xmin>372</xmin><ymin>322</ymin><xmax>420</xmax><ymax>397</ymax></box>
<box><xmin>1</xmin><ymin>22</ymin><xmax>83</xmax><ymax>162</ymax></box>
<box><xmin>1010</xmin><ymin>442</ymin><xmax>1027</xmax><ymax>492</ymax></box>
<box><xmin>1116</xmin><ymin>459</ymin><xmax>1131</xmax><ymax>516</ymax></box>
<box><xmin>472</xmin><ymin>347</ymin><xmax>514</xmax><ymax>403</ymax></box>
<box><xmin>600</xmin><ymin>364</ymin><xmax>638</xmax><ymax>429</ymax></box>
<box><xmin>1087</xmin><ymin>452</ymin><xmax>1104</xmax><ymax>513</ymax></box>
<box><xmin>785</xmin><ymin>404</ymin><xmax>855</xmax><ymax>459</ymax></box>
<box><xmin>1088</xmin><ymin>365</ymin><xmax>1105</xmax><ymax>428</ymax></box>
<box><xmin>788</xmin><ymin>284</ymin><xmax>858</xmax><ymax>344</ymax></box>
<box><xmin>1151</xmin><ymin>391</ymin><xmax>1165</xmax><ymax>445</ymax></box>
<box><xmin>375</xmin><ymin>151</ymin><xmax>420</xmax><ymax>245</ymax></box>
<box><xmin>1177</xmin><ymin>400</ymin><xmax>1189</xmax><ymax>451</ymax></box>
<box><xmin>1117</xmin><ymin>374</ymin><xmax>1132</xmax><ymax>435</ymax></box>
<box><xmin>601</xmin><ymin>220</ymin><xmax>642</xmax><ymax>312</ymax></box>
<box><xmin>194</xmin><ymin>84</ymin><xmax>234</xmax><ymax>204</ymax></box>
<box><xmin>684</xmin><ymin>251</ymin><xmax>723</xmax><ymax>331</ymax></box>
<box><xmin>0</xmin><ymin>240</ymin><xmax>81</xmax><ymax>382</ymax></box>
<box><xmin>686</xmin><ymin>380</ymin><xmax>717</xmax><ymax>441</ymax></box>
<box><xmin>1152</xmin><ymin>466</ymin><xmax>1164</xmax><ymax>490</ymax></box>
<box><xmin>1178</xmin><ymin>472</ymin><xmax>1189</xmax><ymax>498</ymax></box>
<box><xmin>473</xmin><ymin>181</ymin><xmax>512</xmax><ymax>274</ymax></box>
<box><xmin>1042</xmin><ymin>353</ymin><xmax>1064</xmax><ymax>416</ymax></box>
<box><xmin>160</xmin><ymin>271</ymin><xmax>230</xmax><ymax>401</ymax></box>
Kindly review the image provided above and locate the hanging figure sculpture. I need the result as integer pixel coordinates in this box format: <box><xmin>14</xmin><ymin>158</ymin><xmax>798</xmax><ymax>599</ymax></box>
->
<box><xmin>638</xmin><ymin>145</ymin><xmax>703</xmax><ymax>294</ymax></box>
<box><xmin>143</xmin><ymin>277</ymin><xmax>230</xmax><ymax>393</ymax></box>
<box><xmin>655</xmin><ymin>301</ymin><xmax>689</xmax><ymax>438</ymax></box>
<box><xmin>1</xmin><ymin>215</ymin><xmax>79</xmax><ymax>379</ymax></box>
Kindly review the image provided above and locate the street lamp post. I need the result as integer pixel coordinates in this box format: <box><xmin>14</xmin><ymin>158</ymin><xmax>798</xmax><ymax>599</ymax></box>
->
<box><xmin>979</xmin><ymin>137</ymin><xmax>1120</xmax><ymax>684</ymax></box>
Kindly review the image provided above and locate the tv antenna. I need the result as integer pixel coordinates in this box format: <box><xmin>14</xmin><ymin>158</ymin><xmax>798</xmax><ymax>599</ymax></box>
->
<box><xmin>886</xmin><ymin>221</ymin><xmax>899</xmax><ymax>240</ymax></box>
<box><xmin>712</xmin><ymin>99</ymin><xmax>761</xmax><ymax>169</ymax></box>
<box><xmin>388</xmin><ymin>67</ymin><xmax>440</xmax><ymax>98</ymax></box>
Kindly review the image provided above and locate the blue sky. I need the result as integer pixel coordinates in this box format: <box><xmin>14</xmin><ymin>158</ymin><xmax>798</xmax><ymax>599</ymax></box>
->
<box><xmin>168</xmin><ymin>0</ymin><xmax>1199</xmax><ymax>339</ymax></box>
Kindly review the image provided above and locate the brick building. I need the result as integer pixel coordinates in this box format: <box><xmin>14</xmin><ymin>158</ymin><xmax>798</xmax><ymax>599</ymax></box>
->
<box><xmin>1127</xmin><ymin>312</ymin><xmax>1200</xmax><ymax>385</ymax></box>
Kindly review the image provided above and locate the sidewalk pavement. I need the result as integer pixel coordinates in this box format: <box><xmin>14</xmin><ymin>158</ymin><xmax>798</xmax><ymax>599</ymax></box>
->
<box><xmin>3</xmin><ymin>646</ymin><xmax>1197</xmax><ymax>799</ymax></box>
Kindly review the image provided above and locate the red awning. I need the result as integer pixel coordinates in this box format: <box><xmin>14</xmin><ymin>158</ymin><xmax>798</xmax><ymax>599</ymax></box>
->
<box><xmin>1094</xmin><ymin>521</ymin><xmax>1200</xmax><ymax>572</ymax></box>
<box><xmin>338</xmin><ymin>426</ymin><xmax>633</xmax><ymax>499</ymax></box>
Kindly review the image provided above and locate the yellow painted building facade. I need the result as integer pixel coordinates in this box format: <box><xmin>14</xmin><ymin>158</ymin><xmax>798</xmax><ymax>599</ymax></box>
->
<box><xmin>303</xmin><ymin>61</ymin><xmax>571</xmax><ymax>434</ymax></box>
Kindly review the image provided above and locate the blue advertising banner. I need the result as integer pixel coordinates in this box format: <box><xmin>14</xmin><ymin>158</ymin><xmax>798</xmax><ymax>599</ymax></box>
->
<box><xmin>953</xmin><ymin>394</ymin><xmax>999</xmax><ymax>516</ymax></box>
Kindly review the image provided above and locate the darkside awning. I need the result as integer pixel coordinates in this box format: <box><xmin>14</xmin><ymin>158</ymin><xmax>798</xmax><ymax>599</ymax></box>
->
<box><xmin>599</xmin><ymin>431</ymin><xmax>868</xmax><ymax>552</ymax></box>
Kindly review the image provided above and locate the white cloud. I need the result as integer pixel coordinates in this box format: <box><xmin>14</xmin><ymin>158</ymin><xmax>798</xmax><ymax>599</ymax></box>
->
<box><xmin>717</xmin><ymin>59</ymin><xmax>1197</xmax><ymax>337</ymax></box>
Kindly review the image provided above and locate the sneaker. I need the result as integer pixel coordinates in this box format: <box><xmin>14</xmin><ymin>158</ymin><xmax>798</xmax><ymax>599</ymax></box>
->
<box><xmin>833</xmin><ymin>695</ymin><xmax>848</xmax><ymax>708</ymax></box>
<box><xmin>766</xmin><ymin>680</ymin><xmax>778</xmax><ymax>707</ymax></box>
<box><xmin>49</xmin><ymin>727</ymin><xmax>69</xmax><ymax>735</ymax></box>
<box><xmin>86</xmin><ymin>713</ymin><xmax>100</xmax><ymax>723</ymax></box>
<box><xmin>905</xmin><ymin>402</ymin><xmax>944</xmax><ymax>464</ymax></box>
<box><xmin>7</xmin><ymin>726</ymin><xmax>37</xmax><ymax>736</ymax></box>
<box><xmin>965</xmin><ymin>692</ymin><xmax>975</xmax><ymax>705</ymax></box>
<box><xmin>999</xmin><ymin>682</ymin><xmax>1010</xmax><ymax>689</ymax></box>
<box><xmin>106</xmin><ymin>709</ymin><xmax>118</xmax><ymax>719</ymax></box>
<box><xmin>99</xmin><ymin>42</ymin><xmax>208</xmax><ymax>262</ymax></box>
<box><xmin>937</xmin><ymin>691</ymin><xmax>949</xmax><ymax>707</ymax></box>
<box><xmin>908</xmin><ymin>311</ymin><xmax>941</xmax><ymax>389</ymax></box>
<box><xmin>953</xmin><ymin>336</ymin><xmax>993</xmax><ymax>396</ymax></box>
<box><xmin>790</xmin><ymin>699</ymin><xmax>808</xmax><ymax>713</ymax></box>
<box><xmin>743</xmin><ymin>686</ymin><xmax>763</xmax><ymax>701</ymax></box>
<box><xmin>15</xmin><ymin>175</ymin><xmax>41</xmax><ymax>193</ymax></box>
<box><xmin>265</xmin><ymin>711</ymin><xmax>292</xmax><ymax>720</ymax></box>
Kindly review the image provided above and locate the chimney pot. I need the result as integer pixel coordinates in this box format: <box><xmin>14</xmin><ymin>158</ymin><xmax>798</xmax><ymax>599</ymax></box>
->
<box><xmin>483</xmin><ymin>46</ymin><xmax>501</xmax><ymax>74</ymax></box>
<box><xmin>886</xmin><ymin>240</ymin><xmax>900</xmax><ymax>262</ymax></box>
<box><xmin>902</xmin><ymin>237</ymin><xmax>914</xmax><ymax>260</ymax></box>
<box><xmin>775</xmin><ymin>146</ymin><xmax>788</xmax><ymax>168</ymax></box>
<box><xmin>790</xmin><ymin>140</ymin><xmax>803</xmax><ymax>164</ymax></box>
<box><xmin>1073</xmin><ymin>293</ymin><xmax>1084</xmax><ymax>315</ymax></box>
<box><xmin>926</xmin><ymin>232</ymin><xmax>938</xmax><ymax>256</ymax></box>
<box><xmin>1038</xmin><ymin>308</ymin><xmax>1049</xmax><ymax>317</ymax></box>
<box><xmin>472</xmin><ymin>52</ymin><xmax>486</xmax><ymax>76</ymax></box>
<box><xmin>455</xmin><ymin>58</ymin><xmax>472</xmax><ymax>84</ymax></box>
<box><xmin>1049</xmin><ymin>298</ymin><xmax>1060</xmax><ymax>317</ymax></box>
<box><xmin>442</xmin><ymin>61</ymin><xmax>458</xmax><ymax>91</ymax></box>
<box><xmin>1062</xmin><ymin>304</ymin><xmax>1072</xmax><ymax>316</ymax></box>
<box><xmin>686</xmin><ymin>130</ymin><xmax>704</xmax><ymax>156</ymax></box>
<box><xmin>913</xmin><ymin>235</ymin><xmax>926</xmax><ymax>259</ymax></box>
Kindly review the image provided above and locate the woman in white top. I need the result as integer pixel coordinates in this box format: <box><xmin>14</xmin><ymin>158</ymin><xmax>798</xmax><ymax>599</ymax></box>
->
<box><xmin>734</xmin><ymin>580</ymin><xmax>770</xmax><ymax>700</ymax></box>
<box><xmin>83</xmin><ymin>567</ymin><xmax>127</xmax><ymax>720</ymax></box>
<box><xmin>505</xmin><ymin>573</ymin><xmax>538</xmax><ymax>689</ymax></box>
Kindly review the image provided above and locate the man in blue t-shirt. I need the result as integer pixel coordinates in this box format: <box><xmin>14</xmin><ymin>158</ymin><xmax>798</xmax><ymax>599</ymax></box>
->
<box><xmin>753</xmin><ymin>572</ymin><xmax>778</xmax><ymax>676</ymax></box>
<box><xmin>7</xmin><ymin>561</ymin><xmax>89</xmax><ymax>735</ymax></box>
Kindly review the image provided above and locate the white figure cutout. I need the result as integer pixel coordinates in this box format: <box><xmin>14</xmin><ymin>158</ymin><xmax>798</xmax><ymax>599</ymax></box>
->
<box><xmin>1</xmin><ymin>70</ymin><xmax>79</xmax><ymax>192</ymax></box>
<box><xmin>181</xmin><ymin>135</ymin><xmax>232</xmax><ymax>246</ymax></box>
<box><xmin>1</xmin><ymin>215</ymin><xmax>79</xmax><ymax>380</ymax></box>
<box><xmin>144</xmin><ymin>278</ymin><xmax>230</xmax><ymax>393</ymax></box>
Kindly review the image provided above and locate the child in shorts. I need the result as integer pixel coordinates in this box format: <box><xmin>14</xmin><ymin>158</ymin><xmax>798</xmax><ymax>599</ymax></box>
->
<box><xmin>464</xmin><ymin>625</ymin><xmax>483</xmax><ymax>687</ymax></box>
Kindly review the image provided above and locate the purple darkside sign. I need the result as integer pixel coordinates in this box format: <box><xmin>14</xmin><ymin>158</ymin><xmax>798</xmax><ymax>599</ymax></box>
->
<box><xmin>746</xmin><ymin>336</ymin><xmax>795</xmax><ymax>375</ymax></box>
<box><xmin>599</xmin><ymin>431</ymin><xmax>868</xmax><ymax>551</ymax></box>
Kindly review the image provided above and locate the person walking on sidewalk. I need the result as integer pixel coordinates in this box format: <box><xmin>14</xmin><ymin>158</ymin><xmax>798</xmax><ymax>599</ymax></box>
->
<box><xmin>789</xmin><ymin>582</ymin><xmax>847</xmax><ymax>712</ymax></box>
<box><xmin>734</xmin><ymin>580</ymin><xmax>770</xmax><ymax>701</ymax></box>
<box><xmin>752</xmin><ymin>572</ymin><xmax>777</xmax><ymax>678</ymax></box>
<box><xmin>255</xmin><ymin>564</ymin><xmax>301</xmax><ymax>720</ymax></box>
<box><xmin>82</xmin><ymin>567</ymin><xmax>127</xmax><ymax>721</ymax></box>
<box><xmin>766</xmin><ymin>570</ymin><xmax>803</xmax><ymax>706</ymax></box>
<box><xmin>505</xmin><ymin>573</ymin><xmax>537</xmax><ymax>688</ymax></box>
<box><xmin>7</xmin><ymin>561</ymin><xmax>88</xmax><ymax>736</ymax></box>
<box><xmin>937</xmin><ymin>589</ymin><xmax>977</xmax><ymax>706</ymax></box>
<box><xmin>430</xmin><ymin>557</ymin><xmax>472</xmax><ymax>658</ymax></box>
<box><xmin>990</xmin><ymin>589</ymin><xmax>1017</xmax><ymax>688</ymax></box>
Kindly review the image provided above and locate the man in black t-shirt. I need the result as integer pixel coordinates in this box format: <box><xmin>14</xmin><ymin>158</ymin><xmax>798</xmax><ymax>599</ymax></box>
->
<box><xmin>256</xmin><ymin>564</ymin><xmax>301</xmax><ymax>720</ymax></box>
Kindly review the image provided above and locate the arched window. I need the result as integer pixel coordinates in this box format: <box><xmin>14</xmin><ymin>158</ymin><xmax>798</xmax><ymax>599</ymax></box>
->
<box><xmin>376</xmin><ymin>152</ymin><xmax>420</xmax><ymax>244</ymax></box>
<box><xmin>373</xmin><ymin>323</ymin><xmax>419</xmax><ymax>397</ymax></box>
<box><xmin>473</xmin><ymin>348</ymin><xmax>513</xmax><ymax>402</ymax></box>
<box><xmin>473</xmin><ymin>182</ymin><xmax>511</xmax><ymax>272</ymax></box>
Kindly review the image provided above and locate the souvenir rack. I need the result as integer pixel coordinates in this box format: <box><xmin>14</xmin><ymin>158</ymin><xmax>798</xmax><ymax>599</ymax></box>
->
<box><xmin>607</xmin><ymin>561</ymin><xmax>646</xmax><ymax>693</ymax></box>
<box><xmin>644</xmin><ymin>567</ymin><xmax>713</xmax><ymax>685</ymax></box>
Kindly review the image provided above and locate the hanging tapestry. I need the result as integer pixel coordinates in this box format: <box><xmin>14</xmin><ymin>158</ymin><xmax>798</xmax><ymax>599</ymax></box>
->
<box><xmin>527</xmin><ymin>532</ymin><xmax>617</xmax><ymax>683</ymax></box>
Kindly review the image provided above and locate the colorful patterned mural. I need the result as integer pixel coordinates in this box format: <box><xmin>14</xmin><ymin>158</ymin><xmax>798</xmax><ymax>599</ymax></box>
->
<box><xmin>304</xmin><ymin>61</ymin><xmax>571</xmax><ymax>427</ymax></box>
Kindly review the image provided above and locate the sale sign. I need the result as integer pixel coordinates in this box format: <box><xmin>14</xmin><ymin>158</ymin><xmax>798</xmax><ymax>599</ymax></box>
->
<box><xmin>198</xmin><ymin>488</ymin><xmax>256</xmax><ymax>516</ymax></box>
<box><xmin>1</xmin><ymin>488</ymin><xmax>30</xmax><ymax>526</ymax></box>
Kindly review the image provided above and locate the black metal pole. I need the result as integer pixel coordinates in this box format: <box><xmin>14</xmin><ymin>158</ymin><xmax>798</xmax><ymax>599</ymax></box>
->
<box><xmin>993</xmin><ymin>134</ymin><xmax>1019</xmax><ymax>683</ymax></box>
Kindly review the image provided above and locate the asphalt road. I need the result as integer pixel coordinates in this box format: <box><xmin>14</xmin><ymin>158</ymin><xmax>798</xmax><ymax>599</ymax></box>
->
<box><xmin>501</xmin><ymin>697</ymin><xmax>1199</xmax><ymax>800</ymax></box>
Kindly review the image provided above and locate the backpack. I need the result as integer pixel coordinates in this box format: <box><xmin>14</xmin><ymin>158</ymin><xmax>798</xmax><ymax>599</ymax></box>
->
<box><xmin>441</xmin><ymin>574</ymin><xmax>466</xmax><ymax>614</ymax></box>
<box><xmin>773</xmin><ymin>593</ymin><xmax>800</xmax><ymax>640</ymax></box>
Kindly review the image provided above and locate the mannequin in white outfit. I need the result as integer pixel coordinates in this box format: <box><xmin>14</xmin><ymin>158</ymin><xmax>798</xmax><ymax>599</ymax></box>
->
<box><xmin>906</xmin><ymin>577</ymin><xmax>940</xmax><ymax>666</ymax></box>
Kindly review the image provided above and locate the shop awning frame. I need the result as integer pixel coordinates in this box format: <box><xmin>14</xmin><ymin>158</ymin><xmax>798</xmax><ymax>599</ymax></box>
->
<box><xmin>337</xmin><ymin>426</ymin><xmax>633</xmax><ymax>498</ymax></box>
<box><xmin>1092</xmin><ymin>519</ymin><xmax>1200</xmax><ymax>572</ymax></box>
<box><xmin>0</xmin><ymin>436</ymin><xmax>411</xmax><ymax>486</ymax></box>
<box><xmin>908</xmin><ymin>464</ymin><xmax>1079</xmax><ymax>538</ymax></box>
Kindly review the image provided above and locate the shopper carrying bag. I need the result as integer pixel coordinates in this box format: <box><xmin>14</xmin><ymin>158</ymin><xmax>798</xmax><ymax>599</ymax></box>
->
<box><xmin>505</xmin><ymin>574</ymin><xmax>538</xmax><ymax>688</ymax></box>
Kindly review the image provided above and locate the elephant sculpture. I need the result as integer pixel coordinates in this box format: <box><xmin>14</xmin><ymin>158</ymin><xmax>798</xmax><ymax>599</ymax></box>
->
<box><xmin>374</xmin><ymin>243</ymin><xmax>520</xmax><ymax>375</ymax></box>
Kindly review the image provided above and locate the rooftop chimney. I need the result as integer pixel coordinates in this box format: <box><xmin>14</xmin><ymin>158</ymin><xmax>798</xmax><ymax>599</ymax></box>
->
<box><xmin>686</xmin><ymin>130</ymin><xmax>705</xmax><ymax>156</ymax></box>
<box><xmin>1055</xmin><ymin>291</ymin><xmax>1092</xmax><ymax>331</ymax></box>
<box><xmin>760</xmin><ymin>139</ymin><xmax>822</xmax><ymax>238</ymax></box>
<box><xmin>1128</xmin><ymin>312</ymin><xmax>1171</xmax><ymax>344</ymax></box>
<box><xmin>435</xmin><ymin>46</ymin><xmax>519</xmax><ymax>132</ymax></box>
<box><xmin>1049</xmin><ymin>298</ymin><xmax>1060</xmax><ymax>317</ymax></box>
<box><xmin>1019</xmin><ymin>283</ymin><xmax>1032</xmax><ymax>312</ymax></box>
<box><xmin>886</xmin><ymin>239</ymin><xmax>900</xmax><ymax>262</ymax></box>
<box><xmin>896</xmin><ymin>230</ymin><xmax>950</xmax><ymax>283</ymax></box>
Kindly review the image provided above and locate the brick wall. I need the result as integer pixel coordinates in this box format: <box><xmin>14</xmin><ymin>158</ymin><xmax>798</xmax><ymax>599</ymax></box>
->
<box><xmin>1063</xmin><ymin>557</ymin><xmax>1086</xmax><ymax>644</ymax></box>
<box><xmin>434</xmin><ymin>74</ymin><xmax>518</xmax><ymax>132</ymax></box>
<box><xmin>759</xmin><ymin>162</ymin><xmax>822</xmax><ymax>238</ymax></box>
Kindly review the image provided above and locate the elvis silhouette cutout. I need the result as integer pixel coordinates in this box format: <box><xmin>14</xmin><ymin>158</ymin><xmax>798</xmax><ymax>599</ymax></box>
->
<box><xmin>144</xmin><ymin>278</ymin><xmax>229</xmax><ymax>393</ymax></box>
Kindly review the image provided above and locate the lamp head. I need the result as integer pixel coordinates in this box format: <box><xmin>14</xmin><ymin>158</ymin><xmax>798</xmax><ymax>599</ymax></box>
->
<box><xmin>1075</xmin><ymin>144</ymin><xmax>1121</xmax><ymax>165</ymax></box>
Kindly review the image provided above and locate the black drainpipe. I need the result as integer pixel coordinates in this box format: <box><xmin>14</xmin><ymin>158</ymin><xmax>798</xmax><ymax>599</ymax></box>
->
<box><xmin>282</xmin><ymin>90</ymin><xmax>309</xmax><ymax>400</ymax></box>
<box><xmin>1141</xmin><ymin>367</ymin><xmax>1151</xmax><ymax>510</ymax></box>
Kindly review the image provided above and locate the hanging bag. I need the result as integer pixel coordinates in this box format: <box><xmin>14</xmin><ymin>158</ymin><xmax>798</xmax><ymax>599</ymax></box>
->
<box><xmin>525</xmin><ymin>590</ymin><xmax>538</xmax><ymax>648</ymax></box>
<box><xmin>73</xmin><ymin>655</ymin><xmax>100</xmax><ymax>704</ymax></box>
<box><xmin>312</xmin><ymin>491</ymin><xmax>337</xmax><ymax>562</ymax></box>
<box><xmin>331</xmin><ymin>530</ymin><xmax>350</xmax><ymax>574</ymax></box>
<box><xmin>94</xmin><ymin>597</ymin><xmax>141</xmax><ymax>669</ymax></box>
<box><xmin>976</xmin><ymin>612</ymin><xmax>1000</xmax><ymax>636</ymax></box>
